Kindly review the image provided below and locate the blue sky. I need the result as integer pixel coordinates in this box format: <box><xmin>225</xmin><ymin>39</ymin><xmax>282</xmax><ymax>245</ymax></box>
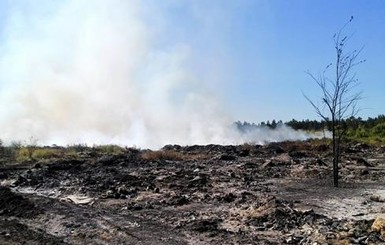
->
<box><xmin>0</xmin><ymin>0</ymin><xmax>384</xmax><ymax>125</ymax></box>
<box><xmin>151</xmin><ymin>0</ymin><xmax>385</xmax><ymax>122</ymax></box>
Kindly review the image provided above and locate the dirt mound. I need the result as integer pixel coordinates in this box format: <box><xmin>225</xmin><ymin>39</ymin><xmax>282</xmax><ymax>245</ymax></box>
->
<box><xmin>0</xmin><ymin>187</ymin><xmax>41</xmax><ymax>218</ymax></box>
<box><xmin>246</xmin><ymin>197</ymin><xmax>325</xmax><ymax>231</ymax></box>
<box><xmin>0</xmin><ymin>219</ymin><xmax>67</xmax><ymax>245</ymax></box>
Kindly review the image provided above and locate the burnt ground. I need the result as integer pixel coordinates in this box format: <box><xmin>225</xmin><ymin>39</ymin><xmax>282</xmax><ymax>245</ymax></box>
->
<box><xmin>1</xmin><ymin>141</ymin><xmax>385</xmax><ymax>244</ymax></box>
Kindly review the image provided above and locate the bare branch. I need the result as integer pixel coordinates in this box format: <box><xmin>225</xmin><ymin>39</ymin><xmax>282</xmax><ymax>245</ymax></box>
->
<box><xmin>304</xmin><ymin>17</ymin><xmax>364</xmax><ymax>187</ymax></box>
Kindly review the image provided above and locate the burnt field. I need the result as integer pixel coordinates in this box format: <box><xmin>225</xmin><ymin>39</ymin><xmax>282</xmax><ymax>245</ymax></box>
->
<box><xmin>1</xmin><ymin>141</ymin><xmax>385</xmax><ymax>244</ymax></box>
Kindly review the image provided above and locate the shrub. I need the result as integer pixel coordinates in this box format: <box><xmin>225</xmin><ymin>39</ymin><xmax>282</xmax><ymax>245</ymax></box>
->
<box><xmin>371</xmin><ymin>123</ymin><xmax>385</xmax><ymax>138</ymax></box>
<box><xmin>15</xmin><ymin>147</ymin><xmax>33</xmax><ymax>162</ymax></box>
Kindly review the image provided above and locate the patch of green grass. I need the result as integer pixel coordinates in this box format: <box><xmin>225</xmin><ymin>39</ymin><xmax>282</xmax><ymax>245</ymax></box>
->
<box><xmin>16</xmin><ymin>147</ymin><xmax>63</xmax><ymax>162</ymax></box>
<box><xmin>33</xmin><ymin>148</ymin><xmax>63</xmax><ymax>159</ymax></box>
<box><xmin>346</xmin><ymin>122</ymin><xmax>385</xmax><ymax>145</ymax></box>
<box><xmin>94</xmin><ymin>144</ymin><xmax>124</xmax><ymax>155</ymax></box>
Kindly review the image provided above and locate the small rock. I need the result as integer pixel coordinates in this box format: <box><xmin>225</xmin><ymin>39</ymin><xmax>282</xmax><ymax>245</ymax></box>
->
<box><xmin>63</xmin><ymin>194</ymin><xmax>94</xmax><ymax>205</ymax></box>
<box><xmin>351</xmin><ymin>236</ymin><xmax>368</xmax><ymax>244</ymax></box>
<box><xmin>370</xmin><ymin>195</ymin><xmax>385</xmax><ymax>203</ymax></box>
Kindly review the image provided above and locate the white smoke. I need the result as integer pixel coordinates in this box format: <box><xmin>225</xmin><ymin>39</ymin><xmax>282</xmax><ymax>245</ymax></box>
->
<box><xmin>0</xmin><ymin>1</ymin><xmax>325</xmax><ymax>148</ymax></box>
<box><xmin>235</xmin><ymin>123</ymin><xmax>330</xmax><ymax>145</ymax></box>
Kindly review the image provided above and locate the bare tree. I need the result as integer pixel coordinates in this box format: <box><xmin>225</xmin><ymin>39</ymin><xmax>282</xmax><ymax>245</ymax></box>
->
<box><xmin>304</xmin><ymin>17</ymin><xmax>364</xmax><ymax>187</ymax></box>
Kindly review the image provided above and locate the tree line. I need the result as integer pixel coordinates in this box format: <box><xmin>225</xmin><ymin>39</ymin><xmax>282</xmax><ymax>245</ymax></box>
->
<box><xmin>235</xmin><ymin>114</ymin><xmax>385</xmax><ymax>143</ymax></box>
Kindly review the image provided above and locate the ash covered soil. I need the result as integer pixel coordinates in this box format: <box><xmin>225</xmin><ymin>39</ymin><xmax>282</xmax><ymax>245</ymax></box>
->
<box><xmin>1</xmin><ymin>141</ymin><xmax>385</xmax><ymax>244</ymax></box>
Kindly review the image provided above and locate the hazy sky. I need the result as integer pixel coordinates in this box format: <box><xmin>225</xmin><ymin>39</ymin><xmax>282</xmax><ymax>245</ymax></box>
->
<box><xmin>0</xmin><ymin>0</ymin><xmax>383</xmax><ymax>122</ymax></box>
<box><xmin>0</xmin><ymin>0</ymin><xmax>383</xmax><ymax>146</ymax></box>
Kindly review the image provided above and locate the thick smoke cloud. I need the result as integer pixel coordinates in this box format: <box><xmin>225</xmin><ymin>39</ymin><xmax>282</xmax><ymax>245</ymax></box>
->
<box><xmin>0</xmin><ymin>1</ymin><xmax>323</xmax><ymax>148</ymax></box>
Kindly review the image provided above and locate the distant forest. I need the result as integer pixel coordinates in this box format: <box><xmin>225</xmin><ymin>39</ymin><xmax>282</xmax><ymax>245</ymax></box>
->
<box><xmin>235</xmin><ymin>115</ymin><xmax>385</xmax><ymax>144</ymax></box>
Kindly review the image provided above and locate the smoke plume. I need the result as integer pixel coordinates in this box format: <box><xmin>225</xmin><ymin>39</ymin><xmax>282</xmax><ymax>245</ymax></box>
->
<box><xmin>0</xmin><ymin>1</ymin><xmax>323</xmax><ymax>148</ymax></box>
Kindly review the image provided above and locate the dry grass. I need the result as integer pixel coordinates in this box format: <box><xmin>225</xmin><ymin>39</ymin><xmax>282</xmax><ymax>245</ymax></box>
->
<box><xmin>228</xmin><ymin>204</ymin><xmax>272</xmax><ymax>224</ymax></box>
<box><xmin>279</xmin><ymin>139</ymin><xmax>330</xmax><ymax>152</ymax></box>
<box><xmin>140</xmin><ymin>149</ymin><xmax>211</xmax><ymax>161</ymax></box>
<box><xmin>240</xmin><ymin>142</ymin><xmax>256</xmax><ymax>151</ymax></box>
<box><xmin>184</xmin><ymin>152</ymin><xmax>211</xmax><ymax>161</ymax></box>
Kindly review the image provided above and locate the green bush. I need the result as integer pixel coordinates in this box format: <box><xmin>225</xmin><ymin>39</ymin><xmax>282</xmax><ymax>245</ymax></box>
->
<box><xmin>15</xmin><ymin>147</ymin><xmax>33</xmax><ymax>162</ymax></box>
<box><xmin>371</xmin><ymin>122</ymin><xmax>385</xmax><ymax>138</ymax></box>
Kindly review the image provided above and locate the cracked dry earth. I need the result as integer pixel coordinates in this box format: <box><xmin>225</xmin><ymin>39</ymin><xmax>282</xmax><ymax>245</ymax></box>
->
<box><xmin>1</xmin><ymin>141</ymin><xmax>385</xmax><ymax>244</ymax></box>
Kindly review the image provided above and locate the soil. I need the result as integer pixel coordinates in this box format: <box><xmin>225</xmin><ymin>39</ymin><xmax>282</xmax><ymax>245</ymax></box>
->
<box><xmin>1</xmin><ymin>141</ymin><xmax>385</xmax><ymax>244</ymax></box>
